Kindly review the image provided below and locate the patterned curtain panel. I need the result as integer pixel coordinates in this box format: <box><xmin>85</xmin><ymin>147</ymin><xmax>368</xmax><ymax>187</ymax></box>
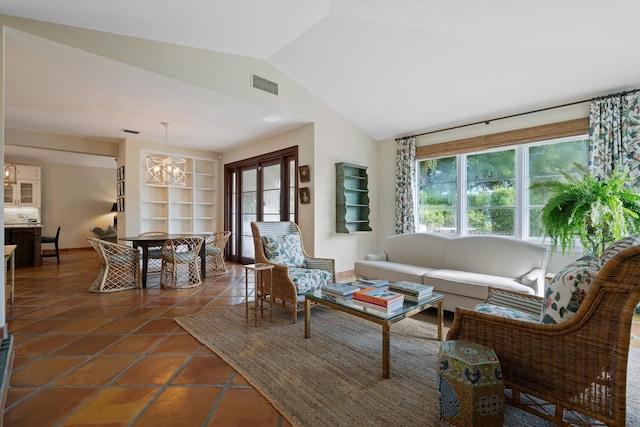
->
<box><xmin>395</xmin><ymin>137</ymin><xmax>416</xmax><ymax>234</ymax></box>
<box><xmin>589</xmin><ymin>93</ymin><xmax>640</xmax><ymax>184</ymax></box>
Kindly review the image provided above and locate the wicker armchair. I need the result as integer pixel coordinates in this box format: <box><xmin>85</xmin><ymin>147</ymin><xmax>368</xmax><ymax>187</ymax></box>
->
<box><xmin>88</xmin><ymin>238</ymin><xmax>141</xmax><ymax>292</ymax></box>
<box><xmin>204</xmin><ymin>231</ymin><xmax>231</xmax><ymax>275</ymax></box>
<box><xmin>160</xmin><ymin>236</ymin><xmax>205</xmax><ymax>289</ymax></box>
<box><xmin>138</xmin><ymin>231</ymin><xmax>166</xmax><ymax>273</ymax></box>
<box><xmin>447</xmin><ymin>244</ymin><xmax>640</xmax><ymax>427</ymax></box>
<box><xmin>251</xmin><ymin>221</ymin><xmax>335</xmax><ymax>323</ymax></box>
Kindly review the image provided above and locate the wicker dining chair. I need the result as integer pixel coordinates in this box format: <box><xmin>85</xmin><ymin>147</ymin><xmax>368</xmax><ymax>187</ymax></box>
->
<box><xmin>88</xmin><ymin>238</ymin><xmax>141</xmax><ymax>292</ymax></box>
<box><xmin>160</xmin><ymin>236</ymin><xmax>205</xmax><ymax>289</ymax></box>
<box><xmin>204</xmin><ymin>231</ymin><xmax>231</xmax><ymax>275</ymax></box>
<box><xmin>138</xmin><ymin>231</ymin><xmax>166</xmax><ymax>273</ymax></box>
<box><xmin>447</xmin><ymin>244</ymin><xmax>640</xmax><ymax>427</ymax></box>
<box><xmin>251</xmin><ymin>221</ymin><xmax>335</xmax><ymax>323</ymax></box>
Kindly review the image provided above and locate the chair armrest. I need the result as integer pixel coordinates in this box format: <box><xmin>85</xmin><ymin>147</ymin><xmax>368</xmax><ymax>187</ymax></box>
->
<box><xmin>485</xmin><ymin>287</ymin><xmax>543</xmax><ymax>318</ymax></box>
<box><xmin>364</xmin><ymin>252</ymin><xmax>387</xmax><ymax>261</ymax></box>
<box><xmin>520</xmin><ymin>267</ymin><xmax>545</xmax><ymax>296</ymax></box>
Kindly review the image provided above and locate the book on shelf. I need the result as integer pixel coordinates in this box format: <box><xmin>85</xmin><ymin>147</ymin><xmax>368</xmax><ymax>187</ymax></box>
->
<box><xmin>356</xmin><ymin>277</ymin><xmax>389</xmax><ymax>288</ymax></box>
<box><xmin>322</xmin><ymin>282</ymin><xmax>360</xmax><ymax>297</ymax></box>
<box><xmin>353</xmin><ymin>287</ymin><xmax>404</xmax><ymax>307</ymax></box>
<box><xmin>388</xmin><ymin>281</ymin><xmax>433</xmax><ymax>298</ymax></box>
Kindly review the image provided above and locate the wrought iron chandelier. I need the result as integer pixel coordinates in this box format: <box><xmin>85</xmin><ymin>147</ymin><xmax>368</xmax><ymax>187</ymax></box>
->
<box><xmin>145</xmin><ymin>122</ymin><xmax>186</xmax><ymax>187</ymax></box>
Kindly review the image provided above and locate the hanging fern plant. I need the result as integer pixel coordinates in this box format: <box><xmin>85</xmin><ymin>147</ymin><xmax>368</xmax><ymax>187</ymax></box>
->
<box><xmin>530</xmin><ymin>165</ymin><xmax>640</xmax><ymax>256</ymax></box>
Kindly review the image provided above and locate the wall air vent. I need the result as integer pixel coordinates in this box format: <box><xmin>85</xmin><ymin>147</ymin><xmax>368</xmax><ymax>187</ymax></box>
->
<box><xmin>252</xmin><ymin>74</ymin><xmax>279</xmax><ymax>96</ymax></box>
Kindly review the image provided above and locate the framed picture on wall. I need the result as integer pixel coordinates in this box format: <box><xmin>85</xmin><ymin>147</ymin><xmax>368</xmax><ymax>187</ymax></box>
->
<box><xmin>299</xmin><ymin>187</ymin><xmax>310</xmax><ymax>204</ymax></box>
<box><xmin>298</xmin><ymin>165</ymin><xmax>310</xmax><ymax>182</ymax></box>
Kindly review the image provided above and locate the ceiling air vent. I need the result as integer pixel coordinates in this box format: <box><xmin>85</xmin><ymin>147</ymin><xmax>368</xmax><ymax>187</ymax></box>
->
<box><xmin>252</xmin><ymin>74</ymin><xmax>278</xmax><ymax>96</ymax></box>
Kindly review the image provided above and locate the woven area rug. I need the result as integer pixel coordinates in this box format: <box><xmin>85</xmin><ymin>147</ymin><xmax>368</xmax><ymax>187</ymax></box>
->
<box><xmin>176</xmin><ymin>304</ymin><xmax>640</xmax><ymax>427</ymax></box>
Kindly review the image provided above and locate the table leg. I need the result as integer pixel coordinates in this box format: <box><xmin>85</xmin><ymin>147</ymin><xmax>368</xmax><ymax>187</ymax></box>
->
<box><xmin>382</xmin><ymin>323</ymin><xmax>390</xmax><ymax>379</ymax></box>
<box><xmin>245</xmin><ymin>271</ymin><xmax>249</xmax><ymax>323</ymax></box>
<box><xmin>10</xmin><ymin>252</ymin><xmax>15</xmax><ymax>303</ymax></box>
<box><xmin>268</xmin><ymin>269</ymin><xmax>273</xmax><ymax>322</ymax></box>
<box><xmin>304</xmin><ymin>297</ymin><xmax>311</xmax><ymax>338</ymax></box>
<box><xmin>437</xmin><ymin>300</ymin><xmax>443</xmax><ymax>341</ymax></box>
<box><xmin>141</xmin><ymin>245</ymin><xmax>149</xmax><ymax>289</ymax></box>
<box><xmin>253</xmin><ymin>270</ymin><xmax>258</xmax><ymax>327</ymax></box>
<box><xmin>200</xmin><ymin>245</ymin><xmax>206</xmax><ymax>279</ymax></box>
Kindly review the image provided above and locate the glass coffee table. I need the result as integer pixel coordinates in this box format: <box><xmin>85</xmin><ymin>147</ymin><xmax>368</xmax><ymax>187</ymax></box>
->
<box><xmin>304</xmin><ymin>290</ymin><xmax>444</xmax><ymax>379</ymax></box>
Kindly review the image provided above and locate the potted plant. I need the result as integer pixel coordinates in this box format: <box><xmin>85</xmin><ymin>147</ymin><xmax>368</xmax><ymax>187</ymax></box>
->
<box><xmin>530</xmin><ymin>165</ymin><xmax>640</xmax><ymax>256</ymax></box>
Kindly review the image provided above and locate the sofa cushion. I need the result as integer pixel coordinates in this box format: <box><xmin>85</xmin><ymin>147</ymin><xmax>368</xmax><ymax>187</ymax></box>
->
<box><xmin>424</xmin><ymin>269</ymin><xmax>535</xmax><ymax>301</ymax></box>
<box><xmin>91</xmin><ymin>227</ymin><xmax>106</xmax><ymax>238</ymax></box>
<box><xmin>354</xmin><ymin>260</ymin><xmax>435</xmax><ymax>284</ymax></box>
<box><xmin>443</xmin><ymin>236</ymin><xmax>547</xmax><ymax>281</ymax></box>
<box><xmin>541</xmin><ymin>258</ymin><xmax>602</xmax><ymax>325</ymax></box>
<box><xmin>383</xmin><ymin>233</ymin><xmax>450</xmax><ymax>268</ymax></box>
<box><xmin>261</xmin><ymin>233</ymin><xmax>305</xmax><ymax>267</ymax></box>
<box><xmin>600</xmin><ymin>234</ymin><xmax>640</xmax><ymax>263</ymax></box>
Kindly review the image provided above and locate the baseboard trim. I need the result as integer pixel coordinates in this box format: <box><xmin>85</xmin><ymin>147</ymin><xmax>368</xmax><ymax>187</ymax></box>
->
<box><xmin>42</xmin><ymin>247</ymin><xmax>95</xmax><ymax>255</ymax></box>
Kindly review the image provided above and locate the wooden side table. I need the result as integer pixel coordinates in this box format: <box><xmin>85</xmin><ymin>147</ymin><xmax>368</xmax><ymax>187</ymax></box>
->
<box><xmin>242</xmin><ymin>263</ymin><xmax>274</xmax><ymax>326</ymax></box>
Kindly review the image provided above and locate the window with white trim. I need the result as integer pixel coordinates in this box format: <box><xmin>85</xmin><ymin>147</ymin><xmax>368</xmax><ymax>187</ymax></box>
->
<box><xmin>417</xmin><ymin>135</ymin><xmax>589</xmax><ymax>239</ymax></box>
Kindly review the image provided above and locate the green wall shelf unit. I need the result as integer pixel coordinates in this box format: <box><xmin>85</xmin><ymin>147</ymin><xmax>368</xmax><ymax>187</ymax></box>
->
<box><xmin>336</xmin><ymin>162</ymin><xmax>372</xmax><ymax>233</ymax></box>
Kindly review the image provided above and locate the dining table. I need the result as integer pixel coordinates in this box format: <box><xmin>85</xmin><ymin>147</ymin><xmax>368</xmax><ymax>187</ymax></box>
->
<box><xmin>120</xmin><ymin>234</ymin><xmax>209</xmax><ymax>288</ymax></box>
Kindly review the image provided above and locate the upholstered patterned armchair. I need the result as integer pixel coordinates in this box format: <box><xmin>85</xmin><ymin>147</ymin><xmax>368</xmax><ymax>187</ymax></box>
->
<box><xmin>251</xmin><ymin>221</ymin><xmax>335</xmax><ymax>323</ymax></box>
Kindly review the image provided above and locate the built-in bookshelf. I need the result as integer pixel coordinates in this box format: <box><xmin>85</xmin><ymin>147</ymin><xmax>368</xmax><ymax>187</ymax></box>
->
<box><xmin>336</xmin><ymin>162</ymin><xmax>371</xmax><ymax>233</ymax></box>
<box><xmin>140</xmin><ymin>156</ymin><xmax>217</xmax><ymax>234</ymax></box>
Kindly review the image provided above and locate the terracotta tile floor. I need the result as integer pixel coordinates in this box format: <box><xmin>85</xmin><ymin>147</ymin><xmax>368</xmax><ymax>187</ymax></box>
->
<box><xmin>4</xmin><ymin>250</ymin><xmax>640</xmax><ymax>426</ymax></box>
<box><xmin>4</xmin><ymin>249</ymin><xmax>292</xmax><ymax>427</ymax></box>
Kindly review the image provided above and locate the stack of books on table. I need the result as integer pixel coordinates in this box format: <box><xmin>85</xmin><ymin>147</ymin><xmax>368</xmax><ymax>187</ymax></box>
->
<box><xmin>353</xmin><ymin>287</ymin><xmax>404</xmax><ymax>311</ymax></box>
<box><xmin>388</xmin><ymin>281</ymin><xmax>433</xmax><ymax>303</ymax></box>
<box><xmin>322</xmin><ymin>282</ymin><xmax>360</xmax><ymax>299</ymax></box>
<box><xmin>355</xmin><ymin>277</ymin><xmax>389</xmax><ymax>288</ymax></box>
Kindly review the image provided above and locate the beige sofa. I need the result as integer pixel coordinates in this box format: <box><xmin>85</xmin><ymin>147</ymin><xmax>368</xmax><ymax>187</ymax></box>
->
<box><xmin>354</xmin><ymin>233</ymin><xmax>548</xmax><ymax>312</ymax></box>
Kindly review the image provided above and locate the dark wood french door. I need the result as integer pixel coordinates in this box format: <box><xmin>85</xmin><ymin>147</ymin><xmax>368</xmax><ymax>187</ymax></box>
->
<box><xmin>224</xmin><ymin>147</ymin><xmax>297</xmax><ymax>264</ymax></box>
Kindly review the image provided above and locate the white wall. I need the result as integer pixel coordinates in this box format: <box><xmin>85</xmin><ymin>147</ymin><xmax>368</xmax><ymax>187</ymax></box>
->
<box><xmin>39</xmin><ymin>162</ymin><xmax>116</xmax><ymax>248</ymax></box>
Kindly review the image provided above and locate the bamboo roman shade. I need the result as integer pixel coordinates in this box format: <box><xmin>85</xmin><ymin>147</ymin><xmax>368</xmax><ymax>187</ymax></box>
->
<box><xmin>416</xmin><ymin>118</ymin><xmax>589</xmax><ymax>160</ymax></box>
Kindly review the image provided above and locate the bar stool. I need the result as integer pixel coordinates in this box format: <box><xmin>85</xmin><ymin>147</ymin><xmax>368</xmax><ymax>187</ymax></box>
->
<box><xmin>42</xmin><ymin>226</ymin><xmax>61</xmax><ymax>264</ymax></box>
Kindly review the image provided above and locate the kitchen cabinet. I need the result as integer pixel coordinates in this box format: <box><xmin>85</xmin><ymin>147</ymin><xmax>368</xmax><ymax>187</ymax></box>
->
<box><xmin>4</xmin><ymin>165</ymin><xmax>41</xmax><ymax>207</ymax></box>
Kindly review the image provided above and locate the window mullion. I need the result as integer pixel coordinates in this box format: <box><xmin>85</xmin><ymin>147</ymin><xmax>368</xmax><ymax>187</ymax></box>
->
<box><xmin>458</xmin><ymin>154</ymin><xmax>466</xmax><ymax>235</ymax></box>
<box><xmin>515</xmin><ymin>146</ymin><xmax>525</xmax><ymax>240</ymax></box>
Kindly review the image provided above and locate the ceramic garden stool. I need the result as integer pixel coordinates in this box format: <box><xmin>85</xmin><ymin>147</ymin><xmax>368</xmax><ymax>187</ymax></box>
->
<box><xmin>438</xmin><ymin>340</ymin><xmax>504</xmax><ymax>426</ymax></box>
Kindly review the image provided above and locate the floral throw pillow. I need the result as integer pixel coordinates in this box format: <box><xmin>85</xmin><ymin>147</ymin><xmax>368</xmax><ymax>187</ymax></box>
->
<box><xmin>261</xmin><ymin>233</ymin><xmax>305</xmax><ymax>268</ymax></box>
<box><xmin>540</xmin><ymin>258</ymin><xmax>602</xmax><ymax>324</ymax></box>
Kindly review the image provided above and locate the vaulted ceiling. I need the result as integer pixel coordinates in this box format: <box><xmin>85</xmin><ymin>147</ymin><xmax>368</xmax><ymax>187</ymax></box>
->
<box><xmin>2</xmin><ymin>1</ymin><xmax>640</xmax><ymax>164</ymax></box>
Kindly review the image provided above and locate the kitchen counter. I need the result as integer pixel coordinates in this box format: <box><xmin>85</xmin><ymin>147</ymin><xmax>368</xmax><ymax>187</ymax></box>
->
<box><xmin>5</xmin><ymin>226</ymin><xmax>42</xmax><ymax>267</ymax></box>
